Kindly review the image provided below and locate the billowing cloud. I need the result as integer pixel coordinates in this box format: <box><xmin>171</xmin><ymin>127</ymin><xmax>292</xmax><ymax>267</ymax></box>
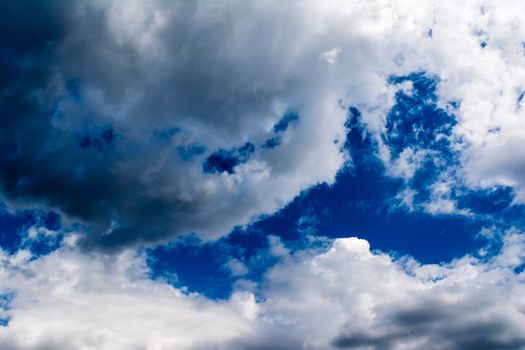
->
<box><xmin>231</xmin><ymin>232</ymin><xmax>525</xmax><ymax>350</ymax></box>
<box><xmin>1</xmin><ymin>230</ymin><xmax>525</xmax><ymax>349</ymax></box>
<box><xmin>0</xmin><ymin>236</ymin><xmax>257</xmax><ymax>349</ymax></box>
<box><xmin>5</xmin><ymin>1</ymin><xmax>525</xmax><ymax>248</ymax></box>
<box><xmin>3</xmin><ymin>2</ymin><xmax>525</xmax><ymax>347</ymax></box>
<box><xmin>1</xmin><ymin>0</ymin><xmax>356</xmax><ymax>249</ymax></box>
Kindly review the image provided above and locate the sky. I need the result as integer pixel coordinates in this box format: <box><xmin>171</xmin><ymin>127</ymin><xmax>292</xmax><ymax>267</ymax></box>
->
<box><xmin>1</xmin><ymin>0</ymin><xmax>525</xmax><ymax>349</ymax></box>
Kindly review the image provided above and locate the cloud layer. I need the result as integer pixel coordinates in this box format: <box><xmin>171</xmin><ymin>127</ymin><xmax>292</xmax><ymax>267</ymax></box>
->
<box><xmin>1</xmin><ymin>231</ymin><xmax>525</xmax><ymax>349</ymax></box>
<box><xmin>3</xmin><ymin>0</ymin><xmax>525</xmax><ymax>248</ymax></box>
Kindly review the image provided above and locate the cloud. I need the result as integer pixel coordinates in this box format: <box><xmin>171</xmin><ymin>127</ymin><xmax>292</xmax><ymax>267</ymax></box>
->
<box><xmin>3</xmin><ymin>0</ymin><xmax>525</xmax><ymax>248</ymax></box>
<box><xmin>0</xmin><ymin>237</ymin><xmax>257</xmax><ymax>349</ymax></box>
<box><xmin>1</xmin><ymin>0</ymin><xmax>370</xmax><ymax>249</ymax></box>
<box><xmin>227</xmin><ymin>232</ymin><xmax>525</xmax><ymax>350</ymax></box>
<box><xmin>1</xmin><ymin>230</ymin><xmax>525</xmax><ymax>349</ymax></box>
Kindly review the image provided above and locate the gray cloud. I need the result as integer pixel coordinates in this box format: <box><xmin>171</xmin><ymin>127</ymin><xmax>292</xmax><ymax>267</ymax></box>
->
<box><xmin>0</xmin><ymin>0</ymin><xmax>355</xmax><ymax>249</ymax></box>
<box><xmin>3</xmin><ymin>0</ymin><xmax>525</xmax><ymax>254</ymax></box>
<box><xmin>333</xmin><ymin>298</ymin><xmax>525</xmax><ymax>350</ymax></box>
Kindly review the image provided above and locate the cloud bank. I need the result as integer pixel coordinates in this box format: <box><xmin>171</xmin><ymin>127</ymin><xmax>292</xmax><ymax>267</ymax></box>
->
<box><xmin>1</xmin><ymin>231</ymin><xmax>525</xmax><ymax>349</ymax></box>
<box><xmin>3</xmin><ymin>0</ymin><xmax>525</xmax><ymax>248</ymax></box>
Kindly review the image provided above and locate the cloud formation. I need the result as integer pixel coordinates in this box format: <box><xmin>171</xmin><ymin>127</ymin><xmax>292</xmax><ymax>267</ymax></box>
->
<box><xmin>3</xmin><ymin>2</ymin><xmax>525</xmax><ymax>347</ymax></box>
<box><xmin>0</xmin><ymin>0</ymin><xmax>360</xmax><ymax>248</ymax></box>
<box><xmin>3</xmin><ymin>0</ymin><xmax>525</xmax><ymax>248</ymax></box>
<box><xmin>1</xmin><ymin>231</ymin><xmax>525</xmax><ymax>349</ymax></box>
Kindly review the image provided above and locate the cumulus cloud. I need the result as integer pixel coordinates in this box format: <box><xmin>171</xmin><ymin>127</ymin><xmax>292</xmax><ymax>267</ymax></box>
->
<box><xmin>1</xmin><ymin>0</ymin><xmax>358</xmax><ymax>248</ymax></box>
<box><xmin>373</xmin><ymin>1</ymin><xmax>525</xmax><ymax>209</ymax></box>
<box><xmin>233</xmin><ymin>233</ymin><xmax>525</xmax><ymax>350</ymax></box>
<box><xmin>0</xmin><ymin>236</ymin><xmax>257</xmax><ymax>349</ymax></box>
<box><xmin>6</xmin><ymin>0</ymin><xmax>525</xmax><ymax>247</ymax></box>
<box><xmin>3</xmin><ymin>2</ymin><xmax>525</xmax><ymax>346</ymax></box>
<box><xmin>1</xmin><ymin>231</ymin><xmax>525</xmax><ymax>349</ymax></box>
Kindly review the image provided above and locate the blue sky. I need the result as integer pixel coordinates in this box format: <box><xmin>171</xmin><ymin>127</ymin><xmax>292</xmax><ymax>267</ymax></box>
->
<box><xmin>147</xmin><ymin>72</ymin><xmax>523</xmax><ymax>299</ymax></box>
<box><xmin>2</xmin><ymin>1</ymin><xmax>525</xmax><ymax>349</ymax></box>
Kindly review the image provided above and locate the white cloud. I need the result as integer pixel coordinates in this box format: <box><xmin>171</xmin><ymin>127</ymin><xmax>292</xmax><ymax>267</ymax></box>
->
<box><xmin>2</xmin><ymin>231</ymin><xmax>525</xmax><ymax>349</ymax></box>
<box><xmin>0</xmin><ymin>241</ymin><xmax>254</xmax><ymax>350</ymax></box>
<box><xmin>243</xmin><ymin>235</ymin><xmax>525</xmax><ymax>349</ymax></box>
<box><xmin>225</xmin><ymin>258</ymin><xmax>249</xmax><ymax>277</ymax></box>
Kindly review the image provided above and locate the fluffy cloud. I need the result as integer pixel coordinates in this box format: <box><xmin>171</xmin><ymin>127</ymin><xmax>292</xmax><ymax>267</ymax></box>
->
<box><xmin>0</xmin><ymin>236</ymin><xmax>257</xmax><ymax>349</ymax></box>
<box><xmin>6</xmin><ymin>0</ymin><xmax>525</xmax><ymax>247</ymax></box>
<box><xmin>1</xmin><ymin>0</ymin><xmax>357</xmax><ymax>248</ymax></box>
<box><xmin>3</xmin><ymin>2</ymin><xmax>525</xmax><ymax>347</ymax></box>
<box><xmin>256</xmin><ymin>235</ymin><xmax>525</xmax><ymax>349</ymax></box>
<box><xmin>1</xmin><ymin>231</ymin><xmax>525</xmax><ymax>349</ymax></box>
<box><xmin>371</xmin><ymin>1</ymin><xmax>525</xmax><ymax>209</ymax></box>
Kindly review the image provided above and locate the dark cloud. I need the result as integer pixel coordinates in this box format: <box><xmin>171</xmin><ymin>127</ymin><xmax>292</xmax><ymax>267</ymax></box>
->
<box><xmin>0</xmin><ymin>0</ymin><xmax>349</xmax><ymax>250</ymax></box>
<box><xmin>0</xmin><ymin>1</ymin><xmax>212</xmax><ymax>249</ymax></box>
<box><xmin>203</xmin><ymin>143</ymin><xmax>255</xmax><ymax>174</ymax></box>
<box><xmin>2</xmin><ymin>0</ymin><xmax>520</xmax><ymax>257</ymax></box>
<box><xmin>333</xmin><ymin>297</ymin><xmax>525</xmax><ymax>350</ymax></box>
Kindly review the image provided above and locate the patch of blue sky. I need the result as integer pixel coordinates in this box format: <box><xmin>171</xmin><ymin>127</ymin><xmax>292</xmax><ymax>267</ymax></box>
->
<box><xmin>514</xmin><ymin>262</ymin><xmax>525</xmax><ymax>274</ymax></box>
<box><xmin>147</xmin><ymin>229</ymin><xmax>279</xmax><ymax>300</ymax></box>
<box><xmin>0</xmin><ymin>207</ymin><xmax>37</xmax><ymax>254</ymax></box>
<box><xmin>203</xmin><ymin>142</ymin><xmax>255</xmax><ymax>174</ymax></box>
<box><xmin>26</xmin><ymin>230</ymin><xmax>63</xmax><ymax>259</ymax></box>
<box><xmin>273</xmin><ymin>111</ymin><xmax>299</xmax><ymax>133</ymax></box>
<box><xmin>472</xmin><ymin>28</ymin><xmax>488</xmax><ymax>49</ymax></box>
<box><xmin>259</xmin><ymin>112</ymin><xmax>300</xmax><ymax>150</ymax></box>
<box><xmin>384</xmin><ymin>73</ymin><xmax>463</xmax><ymax>208</ymax></box>
<box><xmin>455</xmin><ymin>186</ymin><xmax>515</xmax><ymax>215</ymax></box>
<box><xmin>262</xmin><ymin>137</ymin><xmax>281</xmax><ymax>149</ymax></box>
<box><xmin>246</xmin><ymin>164</ymin><xmax>487</xmax><ymax>264</ymax></box>
<box><xmin>384</xmin><ymin>72</ymin><xmax>457</xmax><ymax>158</ymax></box>
<box><xmin>0</xmin><ymin>205</ymin><xmax>62</xmax><ymax>256</ymax></box>
<box><xmin>147</xmin><ymin>72</ymin><xmax>525</xmax><ymax>299</ymax></box>
<box><xmin>0</xmin><ymin>292</ymin><xmax>14</xmax><ymax>311</ymax></box>
<box><xmin>0</xmin><ymin>291</ymin><xmax>14</xmax><ymax>327</ymax></box>
<box><xmin>146</xmin><ymin>235</ymin><xmax>235</xmax><ymax>299</ymax></box>
<box><xmin>79</xmin><ymin>126</ymin><xmax>116</xmax><ymax>150</ymax></box>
